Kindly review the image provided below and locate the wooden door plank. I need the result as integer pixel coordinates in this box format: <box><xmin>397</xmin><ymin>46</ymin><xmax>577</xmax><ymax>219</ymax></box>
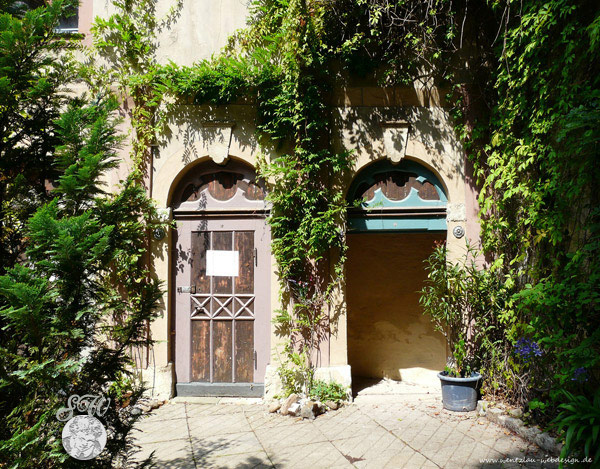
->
<box><xmin>213</xmin><ymin>321</ymin><xmax>233</xmax><ymax>382</ymax></box>
<box><xmin>191</xmin><ymin>321</ymin><xmax>210</xmax><ymax>382</ymax></box>
<box><xmin>235</xmin><ymin>321</ymin><xmax>254</xmax><ymax>383</ymax></box>
<box><xmin>235</xmin><ymin>231</ymin><xmax>254</xmax><ymax>295</ymax></box>
<box><xmin>191</xmin><ymin>231</ymin><xmax>210</xmax><ymax>293</ymax></box>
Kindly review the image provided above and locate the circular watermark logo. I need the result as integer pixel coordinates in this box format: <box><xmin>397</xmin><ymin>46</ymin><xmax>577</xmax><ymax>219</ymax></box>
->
<box><xmin>61</xmin><ymin>414</ymin><xmax>107</xmax><ymax>460</ymax></box>
<box><xmin>56</xmin><ymin>394</ymin><xmax>111</xmax><ymax>460</ymax></box>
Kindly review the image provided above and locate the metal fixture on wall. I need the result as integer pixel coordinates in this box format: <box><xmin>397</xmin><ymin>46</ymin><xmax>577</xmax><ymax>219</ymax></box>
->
<box><xmin>453</xmin><ymin>226</ymin><xmax>465</xmax><ymax>239</ymax></box>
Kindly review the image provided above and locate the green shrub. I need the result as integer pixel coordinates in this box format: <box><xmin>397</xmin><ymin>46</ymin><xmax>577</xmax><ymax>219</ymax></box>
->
<box><xmin>419</xmin><ymin>244</ymin><xmax>508</xmax><ymax>378</ymax></box>
<box><xmin>277</xmin><ymin>344</ymin><xmax>314</xmax><ymax>397</ymax></box>
<box><xmin>551</xmin><ymin>390</ymin><xmax>600</xmax><ymax>468</ymax></box>
<box><xmin>308</xmin><ymin>379</ymin><xmax>348</xmax><ymax>404</ymax></box>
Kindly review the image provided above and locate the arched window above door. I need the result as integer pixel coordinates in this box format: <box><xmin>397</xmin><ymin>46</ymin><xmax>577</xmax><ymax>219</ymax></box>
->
<box><xmin>171</xmin><ymin>159</ymin><xmax>266</xmax><ymax>214</ymax></box>
<box><xmin>347</xmin><ymin>159</ymin><xmax>447</xmax><ymax>232</ymax></box>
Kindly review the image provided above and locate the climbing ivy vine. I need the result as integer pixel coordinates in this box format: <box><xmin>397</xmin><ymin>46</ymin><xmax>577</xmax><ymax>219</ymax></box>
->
<box><xmin>85</xmin><ymin>0</ymin><xmax>182</xmax><ymax>176</ymax></box>
<box><xmin>161</xmin><ymin>0</ymin><xmax>358</xmax><ymax>394</ymax></box>
<box><xmin>83</xmin><ymin>0</ymin><xmax>599</xmax><ymax>422</ymax></box>
<box><xmin>473</xmin><ymin>0</ymin><xmax>600</xmax><ymax>416</ymax></box>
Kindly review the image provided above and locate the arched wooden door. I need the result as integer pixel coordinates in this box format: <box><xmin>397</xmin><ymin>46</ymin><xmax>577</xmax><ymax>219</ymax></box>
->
<box><xmin>171</xmin><ymin>160</ymin><xmax>270</xmax><ymax>397</ymax></box>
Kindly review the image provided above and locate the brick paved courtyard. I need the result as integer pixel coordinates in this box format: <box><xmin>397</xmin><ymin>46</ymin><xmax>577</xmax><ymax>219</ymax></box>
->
<box><xmin>131</xmin><ymin>384</ymin><xmax>555</xmax><ymax>468</ymax></box>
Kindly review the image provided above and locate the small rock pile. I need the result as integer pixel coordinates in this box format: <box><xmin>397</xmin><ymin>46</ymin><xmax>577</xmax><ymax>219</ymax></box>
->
<box><xmin>130</xmin><ymin>397</ymin><xmax>167</xmax><ymax>416</ymax></box>
<box><xmin>268</xmin><ymin>393</ymin><xmax>341</xmax><ymax>420</ymax></box>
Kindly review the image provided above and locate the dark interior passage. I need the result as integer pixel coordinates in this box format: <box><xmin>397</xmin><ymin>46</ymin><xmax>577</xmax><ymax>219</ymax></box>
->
<box><xmin>346</xmin><ymin>232</ymin><xmax>446</xmax><ymax>384</ymax></box>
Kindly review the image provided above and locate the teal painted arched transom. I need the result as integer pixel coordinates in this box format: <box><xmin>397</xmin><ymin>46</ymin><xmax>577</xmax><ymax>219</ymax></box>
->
<box><xmin>347</xmin><ymin>159</ymin><xmax>447</xmax><ymax>232</ymax></box>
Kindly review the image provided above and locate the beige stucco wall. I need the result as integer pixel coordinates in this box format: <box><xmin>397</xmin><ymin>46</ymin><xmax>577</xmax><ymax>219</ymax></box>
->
<box><xmin>74</xmin><ymin>1</ymin><xmax>478</xmax><ymax>395</ymax></box>
<box><xmin>154</xmin><ymin>0</ymin><xmax>249</xmax><ymax>66</ymax></box>
<box><xmin>91</xmin><ymin>0</ymin><xmax>249</xmax><ymax>66</ymax></box>
<box><xmin>146</xmin><ymin>88</ymin><xmax>477</xmax><ymax>395</ymax></box>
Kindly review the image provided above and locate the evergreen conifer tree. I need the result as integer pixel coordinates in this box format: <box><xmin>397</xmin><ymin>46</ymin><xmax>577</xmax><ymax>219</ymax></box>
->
<box><xmin>0</xmin><ymin>2</ymin><xmax>165</xmax><ymax>467</ymax></box>
<box><xmin>0</xmin><ymin>0</ymin><xmax>80</xmax><ymax>272</ymax></box>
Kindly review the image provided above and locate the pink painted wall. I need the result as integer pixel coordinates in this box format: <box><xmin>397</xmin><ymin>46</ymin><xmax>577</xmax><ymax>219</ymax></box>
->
<box><xmin>78</xmin><ymin>0</ymin><xmax>94</xmax><ymax>45</ymax></box>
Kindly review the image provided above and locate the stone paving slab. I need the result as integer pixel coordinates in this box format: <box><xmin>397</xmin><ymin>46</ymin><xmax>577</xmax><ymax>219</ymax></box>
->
<box><xmin>130</xmin><ymin>386</ymin><xmax>557</xmax><ymax>468</ymax></box>
<box><xmin>131</xmin><ymin>437</ymin><xmax>195</xmax><ymax>468</ymax></box>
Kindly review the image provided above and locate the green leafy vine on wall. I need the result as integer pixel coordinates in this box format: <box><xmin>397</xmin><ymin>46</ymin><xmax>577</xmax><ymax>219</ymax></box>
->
<box><xmin>85</xmin><ymin>0</ymin><xmax>182</xmax><ymax>176</ymax></box>
<box><xmin>81</xmin><ymin>0</ymin><xmax>600</xmax><ymax>425</ymax></box>
<box><xmin>197</xmin><ymin>0</ymin><xmax>354</xmax><ymax>395</ymax></box>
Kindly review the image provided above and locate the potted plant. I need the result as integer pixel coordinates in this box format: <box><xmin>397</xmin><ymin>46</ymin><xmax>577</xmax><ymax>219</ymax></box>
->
<box><xmin>419</xmin><ymin>243</ymin><xmax>497</xmax><ymax>411</ymax></box>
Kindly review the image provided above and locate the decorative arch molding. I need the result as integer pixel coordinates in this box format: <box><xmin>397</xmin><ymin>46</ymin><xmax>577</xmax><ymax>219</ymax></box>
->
<box><xmin>154</xmin><ymin>137</ymin><xmax>260</xmax><ymax>209</ymax></box>
<box><xmin>347</xmin><ymin>159</ymin><xmax>448</xmax><ymax>232</ymax></box>
<box><xmin>167</xmin><ymin>157</ymin><xmax>267</xmax><ymax>214</ymax></box>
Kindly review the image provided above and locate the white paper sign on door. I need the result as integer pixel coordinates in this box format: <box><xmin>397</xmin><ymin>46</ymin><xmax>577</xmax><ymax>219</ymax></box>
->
<box><xmin>206</xmin><ymin>250</ymin><xmax>239</xmax><ymax>277</ymax></box>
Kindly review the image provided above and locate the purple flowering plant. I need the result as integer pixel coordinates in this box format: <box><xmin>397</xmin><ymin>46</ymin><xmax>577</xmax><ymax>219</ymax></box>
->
<box><xmin>571</xmin><ymin>367</ymin><xmax>588</xmax><ymax>383</ymax></box>
<box><xmin>514</xmin><ymin>337</ymin><xmax>543</xmax><ymax>362</ymax></box>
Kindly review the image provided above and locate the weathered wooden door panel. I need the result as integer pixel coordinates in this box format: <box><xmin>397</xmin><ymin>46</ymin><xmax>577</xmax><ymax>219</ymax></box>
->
<box><xmin>235</xmin><ymin>321</ymin><xmax>254</xmax><ymax>382</ymax></box>
<box><xmin>213</xmin><ymin>321</ymin><xmax>233</xmax><ymax>382</ymax></box>
<box><xmin>190</xmin><ymin>321</ymin><xmax>210</xmax><ymax>381</ymax></box>
<box><xmin>174</xmin><ymin>218</ymin><xmax>269</xmax><ymax>386</ymax></box>
<box><xmin>190</xmin><ymin>231</ymin><xmax>210</xmax><ymax>294</ymax></box>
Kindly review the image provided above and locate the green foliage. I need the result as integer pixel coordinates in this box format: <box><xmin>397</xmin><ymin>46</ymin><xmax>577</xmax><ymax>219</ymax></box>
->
<box><xmin>465</xmin><ymin>0</ymin><xmax>600</xmax><ymax>416</ymax></box>
<box><xmin>276</xmin><ymin>344</ymin><xmax>314</xmax><ymax>397</ymax></box>
<box><xmin>239</xmin><ymin>1</ymin><xmax>353</xmax><ymax>396</ymax></box>
<box><xmin>160</xmin><ymin>55</ymin><xmax>280</xmax><ymax>106</ymax></box>
<box><xmin>0</xmin><ymin>86</ymin><xmax>166</xmax><ymax>468</ymax></box>
<box><xmin>322</xmin><ymin>0</ymin><xmax>464</xmax><ymax>85</ymax></box>
<box><xmin>420</xmin><ymin>244</ymin><xmax>509</xmax><ymax>378</ymax></box>
<box><xmin>0</xmin><ymin>0</ymin><xmax>80</xmax><ymax>271</ymax></box>
<box><xmin>551</xmin><ymin>390</ymin><xmax>600</xmax><ymax>467</ymax></box>
<box><xmin>87</xmin><ymin>0</ymin><xmax>182</xmax><ymax>173</ymax></box>
<box><xmin>342</xmin><ymin>0</ymin><xmax>600</xmax><ymax>420</ymax></box>
<box><xmin>309</xmin><ymin>379</ymin><xmax>348</xmax><ymax>404</ymax></box>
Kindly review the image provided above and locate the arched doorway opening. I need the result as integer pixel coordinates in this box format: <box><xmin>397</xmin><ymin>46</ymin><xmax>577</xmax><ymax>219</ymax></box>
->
<box><xmin>170</xmin><ymin>159</ymin><xmax>270</xmax><ymax>397</ymax></box>
<box><xmin>345</xmin><ymin>159</ymin><xmax>447</xmax><ymax>389</ymax></box>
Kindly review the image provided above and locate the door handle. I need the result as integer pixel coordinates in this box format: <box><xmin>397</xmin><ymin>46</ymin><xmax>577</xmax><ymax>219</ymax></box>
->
<box><xmin>177</xmin><ymin>286</ymin><xmax>196</xmax><ymax>294</ymax></box>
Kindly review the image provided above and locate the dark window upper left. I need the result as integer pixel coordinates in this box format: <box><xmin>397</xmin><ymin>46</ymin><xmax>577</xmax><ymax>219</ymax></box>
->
<box><xmin>56</xmin><ymin>5</ymin><xmax>78</xmax><ymax>33</ymax></box>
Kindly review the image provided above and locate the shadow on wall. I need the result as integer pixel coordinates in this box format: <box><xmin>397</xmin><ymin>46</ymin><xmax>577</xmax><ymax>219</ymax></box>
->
<box><xmin>158</xmin><ymin>104</ymin><xmax>261</xmax><ymax>167</ymax></box>
<box><xmin>332</xmin><ymin>104</ymin><xmax>465</xmax><ymax>187</ymax></box>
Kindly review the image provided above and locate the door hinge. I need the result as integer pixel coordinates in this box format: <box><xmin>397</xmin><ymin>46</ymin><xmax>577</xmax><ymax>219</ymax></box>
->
<box><xmin>254</xmin><ymin>248</ymin><xmax>257</xmax><ymax>266</ymax></box>
<box><xmin>254</xmin><ymin>350</ymin><xmax>257</xmax><ymax>370</ymax></box>
<box><xmin>177</xmin><ymin>285</ymin><xmax>196</xmax><ymax>294</ymax></box>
